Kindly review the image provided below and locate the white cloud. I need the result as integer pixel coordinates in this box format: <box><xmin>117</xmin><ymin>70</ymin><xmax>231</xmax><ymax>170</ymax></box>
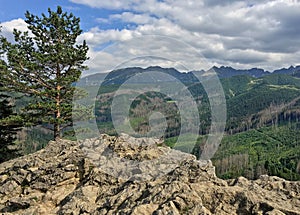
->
<box><xmin>70</xmin><ymin>0</ymin><xmax>300</xmax><ymax>73</ymax></box>
<box><xmin>1</xmin><ymin>18</ymin><xmax>28</xmax><ymax>42</ymax></box>
<box><xmin>109</xmin><ymin>12</ymin><xmax>157</xmax><ymax>25</ymax></box>
<box><xmin>3</xmin><ymin>1</ymin><xmax>300</xmax><ymax>74</ymax></box>
<box><xmin>77</xmin><ymin>27</ymin><xmax>141</xmax><ymax>49</ymax></box>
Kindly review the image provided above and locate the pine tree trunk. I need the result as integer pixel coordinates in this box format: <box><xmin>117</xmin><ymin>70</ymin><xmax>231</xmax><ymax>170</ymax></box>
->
<box><xmin>54</xmin><ymin>122</ymin><xmax>61</xmax><ymax>140</ymax></box>
<box><xmin>54</xmin><ymin>84</ymin><xmax>61</xmax><ymax>140</ymax></box>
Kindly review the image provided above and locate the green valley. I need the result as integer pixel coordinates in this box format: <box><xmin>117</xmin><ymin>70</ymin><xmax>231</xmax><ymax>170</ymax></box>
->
<box><xmin>7</xmin><ymin>65</ymin><xmax>300</xmax><ymax>181</ymax></box>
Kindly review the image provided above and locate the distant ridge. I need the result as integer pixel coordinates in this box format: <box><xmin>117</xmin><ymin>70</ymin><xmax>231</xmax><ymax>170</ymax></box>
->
<box><xmin>273</xmin><ymin>65</ymin><xmax>300</xmax><ymax>75</ymax></box>
<box><xmin>212</xmin><ymin>66</ymin><xmax>268</xmax><ymax>78</ymax></box>
<box><xmin>77</xmin><ymin>65</ymin><xmax>300</xmax><ymax>86</ymax></box>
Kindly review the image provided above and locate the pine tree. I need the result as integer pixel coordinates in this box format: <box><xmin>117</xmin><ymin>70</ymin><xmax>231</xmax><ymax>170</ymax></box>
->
<box><xmin>0</xmin><ymin>6</ymin><xmax>89</xmax><ymax>139</ymax></box>
<box><xmin>0</xmin><ymin>28</ymin><xmax>22</xmax><ymax>162</ymax></box>
<box><xmin>0</xmin><ymin>91</ymin><xmax>21</xmax><ymax>163</ymax></box>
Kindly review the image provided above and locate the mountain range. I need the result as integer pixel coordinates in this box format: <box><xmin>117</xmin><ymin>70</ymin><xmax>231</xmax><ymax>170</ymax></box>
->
<box><xmin>77</xmin><ymin>65</ymin><xmax>300</xmax><ymax>86</ymax></box>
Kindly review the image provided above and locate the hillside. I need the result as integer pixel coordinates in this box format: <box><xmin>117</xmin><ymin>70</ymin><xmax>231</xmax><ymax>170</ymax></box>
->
<box><xmin>0</xmin><ymin>134</ymin><xmax>299</xmax><ymax>214</ymax></box>
<box><xmin>87</xmin><ymin>66</ymin><xmax>300</xmax><ymax>181</ymax></box>
<box><xmin>13</xmin><ymin>65</ymin><xmax>300</xmax><ymax>182</ymax></box>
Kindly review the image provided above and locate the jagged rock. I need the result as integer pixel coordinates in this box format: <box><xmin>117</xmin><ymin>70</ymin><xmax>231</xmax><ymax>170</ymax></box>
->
<box><xmin>0</xmin><ymin>134</ymin><xmax>299</xmax><ymax>214</ymax></box>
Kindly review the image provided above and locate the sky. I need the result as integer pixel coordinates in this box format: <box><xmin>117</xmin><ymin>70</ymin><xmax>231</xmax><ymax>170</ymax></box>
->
<box><xmin>1</xmin><ymin>0</ymin><xmax>300</xmax><ymax>75</ymax></box>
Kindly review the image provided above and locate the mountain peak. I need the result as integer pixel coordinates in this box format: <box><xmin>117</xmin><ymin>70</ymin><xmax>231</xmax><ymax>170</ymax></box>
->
<box><xmin>273</xmin><ymin>65</ymin><xmax>300</xmax><ymax>75</ymax></box>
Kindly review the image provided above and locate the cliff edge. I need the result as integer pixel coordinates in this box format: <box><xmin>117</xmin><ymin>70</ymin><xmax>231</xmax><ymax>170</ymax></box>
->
<box><xmin>0</xmin><ymin>134</ymin><xmax>299</xmax><ymax>214</ymax></box>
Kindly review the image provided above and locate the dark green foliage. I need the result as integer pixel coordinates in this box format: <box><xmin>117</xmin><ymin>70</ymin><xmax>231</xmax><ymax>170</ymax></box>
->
<box><xmin>227</xmin><ymin>85</ymin><xmax>298</xmax><ymax>118</ymax></box>
<box><xmin>0</xmin><ymin>6</ymin><xmax>89</xmax><ymax>139</ymax></box>
<box><xmin>261</xmin><ymin>73</ymin><xmax>300</xmax><ymax>86</ymax></box>
<box><xmin>221</xmin><ymin>75</ymin><xmax>255</xmax><ymax>99</ymax></box>
<box><xmin>0</xmin><ymin>28</ymin><xmax>22</xmax><ymax>162</ymax></box>
<box><xmin>212</xmin><ymin>124</ymin><xmax>300</xmax><ymax>181</ymax></box>
<box><xmin>0</xmin><ymin>93</ymin><xmax>22</xmax><ymax>163</ymax></box>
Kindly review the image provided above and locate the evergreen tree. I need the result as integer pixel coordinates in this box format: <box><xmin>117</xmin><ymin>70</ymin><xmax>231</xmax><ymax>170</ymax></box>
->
<box><xmin>0</xmin><ymin>28</ymin><xmax>21</xmax><ymax>162</ymax></box>
<box><xmin>0</xmin><ymin>90</ymin><xmax>21</xmax><ymax>163</ymax></box>
<box><xmin>0</xmin><ymin>6</ymin><xmax>89</xmax><ymax>139</ymax></box>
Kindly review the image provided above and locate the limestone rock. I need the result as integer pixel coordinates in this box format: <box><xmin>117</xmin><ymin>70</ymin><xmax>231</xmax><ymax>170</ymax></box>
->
<box><xmin>0</xmin><ymin>134</ymin><xmax>299</xmax><ymax>214</ymax></box>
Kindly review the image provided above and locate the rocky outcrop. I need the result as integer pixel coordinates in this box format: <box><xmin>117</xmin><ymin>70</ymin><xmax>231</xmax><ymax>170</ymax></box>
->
<box><xmin>0</xmin><ymin>134</ymin><xmax>299</xmax><ymax>214</ymax></box>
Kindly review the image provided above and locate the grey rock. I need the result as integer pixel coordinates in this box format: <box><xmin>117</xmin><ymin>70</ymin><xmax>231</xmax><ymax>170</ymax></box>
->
<box><xmin>0</xmin><ymin>134</ymin><xmax>299</xmax><ymax>214</ymax></box>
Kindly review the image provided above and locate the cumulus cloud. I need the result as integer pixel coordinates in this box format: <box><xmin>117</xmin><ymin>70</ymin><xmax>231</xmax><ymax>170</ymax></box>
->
<box><xmin>80</xmin><ymin>32</ymin><xmax>215</xmax><ymax>76</ymax></box>
<box><xmin>109</xmin><ymin>12</ymin><xmax>157</xmax><ymax>25</ymax></box>
<box><xmin>1</xmin><ymin>18</ymin><xmax>28</xmax><ymax>42</ymax></box>
<box><xmin>2</xmin><ymin>0</ymin><xmax>300</xmax><ymax>74</ymax></box>
<box><xmin>70</xmin><ymin>0</ymin><xmax>300</xmax><ymax>73</ymax></box>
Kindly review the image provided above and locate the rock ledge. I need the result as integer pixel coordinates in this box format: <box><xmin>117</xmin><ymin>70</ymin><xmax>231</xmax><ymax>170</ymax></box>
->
<box><xmin>0</xmin><ymin>134</ymin><xmax>299</xmax><ymax>214</ymax></box>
